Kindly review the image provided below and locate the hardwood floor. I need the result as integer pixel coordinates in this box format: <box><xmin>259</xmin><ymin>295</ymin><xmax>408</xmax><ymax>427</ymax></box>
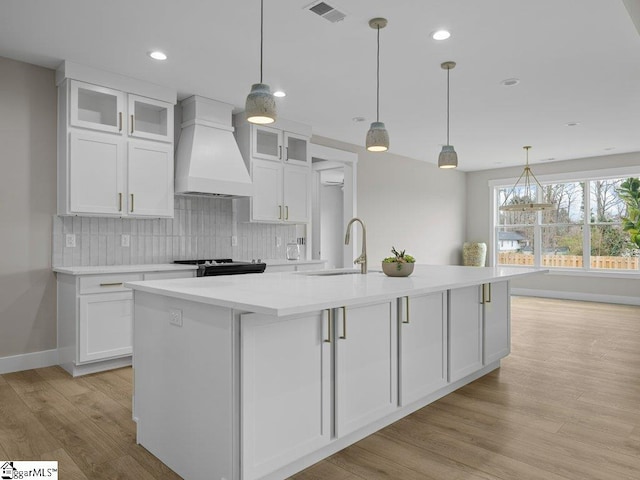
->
<box><xmin>1</xmin><ymin>297</ymin><xmax>639</xmax><ymax>479</ymax></box>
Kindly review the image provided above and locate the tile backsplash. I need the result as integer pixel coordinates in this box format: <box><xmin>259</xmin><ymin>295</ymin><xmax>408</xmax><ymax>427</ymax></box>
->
<box><xmin>52</xmin><ymin>196</ymin><xmax>298</xmax><ymax>267</ymax></box>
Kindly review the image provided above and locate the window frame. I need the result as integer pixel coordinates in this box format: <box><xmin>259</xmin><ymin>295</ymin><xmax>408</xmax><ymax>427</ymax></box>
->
<box><xmin>489</xmin><ymin>166</ymin><xmax>640</xmax><ymax>275</ymax></box>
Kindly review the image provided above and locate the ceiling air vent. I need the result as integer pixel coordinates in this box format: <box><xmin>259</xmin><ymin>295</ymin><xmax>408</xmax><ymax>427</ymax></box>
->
<box><xmin>307</xmin><ymin>1</ymin><xmax>346</xmax><ymax>23</ymax></box>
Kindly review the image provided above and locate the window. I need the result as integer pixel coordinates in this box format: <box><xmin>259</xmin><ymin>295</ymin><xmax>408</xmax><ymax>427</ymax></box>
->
<box><xmin>494</xmin><ymin>175</ymin><xmax>639</xmax><ymax>272</ymax></box>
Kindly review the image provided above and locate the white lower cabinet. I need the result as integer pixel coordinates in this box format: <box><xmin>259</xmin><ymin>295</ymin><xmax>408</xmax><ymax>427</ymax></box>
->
<box><xmin>448</xmin><ymin>285</ymin><xmax>483</xmax><ymax>382</ymax></box>
<box><xmin>56</xmin><ymin>268</ymin><xmax>194</xmax><ymax>376</ymax></box>
<box><xmin>483</xmin><ymin>281</ymin><xmax>510</xmax><ymax>364</ymax></box>
<box><xmin>335</xmin><ymin>300</ymin><xmax>398</xmax><ymax>437</ymax></box>
<box><xmin>79</xmin><ymin>291</ymin><xmax>133</xmax><ymax>362</ymax></box>
<box><xmin>241</xmin><ymin>311</ymin><xmax>332</xmax><ymax>480</ymax></box>
<box><xmin>398</xmin><ymin>292</ymin><xmax>447</xmax><ymax>406</ymax></box>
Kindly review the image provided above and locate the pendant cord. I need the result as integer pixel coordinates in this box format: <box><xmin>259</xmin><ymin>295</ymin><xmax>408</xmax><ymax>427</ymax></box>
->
<box><xmin>376</xmin><ymin>25</ymin><xmax>380</xmax><ymax>122</ymax></box>
<box><xmin>446</xmin><ymin>66</ymin><xmax>450</xmax><ymax>145</ymax></box>
<box><xmin>260</xmin><ymin>0</ymin><xmax>264</xmax><ymax>83</ymax></box>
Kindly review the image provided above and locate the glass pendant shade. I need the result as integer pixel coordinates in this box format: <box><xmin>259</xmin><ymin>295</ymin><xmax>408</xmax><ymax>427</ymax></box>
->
<box><xmin>366</xmin><ymin>121</ymin><xmax>389</xmax><ymax>152</ymax></box>
<box><xmin>246</xmin><ymin>83</ymin><xmax>276</xmax><ymax>124</ymax></box>
<box><xmin>438</xmin><ymin>145</ymin><xmax>458</xmax><ymax>168</ymax></box>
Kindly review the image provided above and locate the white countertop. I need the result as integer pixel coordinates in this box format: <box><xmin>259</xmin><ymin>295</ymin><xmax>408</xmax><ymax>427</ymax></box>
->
<box><xmin>53</xmin><ymin>264</ymin><xmax>198</xmax><ymax>275</ymax></box>
<box><xmin>126</xmin><ymin>265</ymin><xmax>547</xmax><ymax>316</ymax></box>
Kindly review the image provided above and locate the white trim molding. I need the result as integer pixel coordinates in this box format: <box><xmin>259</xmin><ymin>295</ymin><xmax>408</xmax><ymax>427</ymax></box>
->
<box><xmin>0</xmin><ymin>349</ymin><xmax>59</xmax><ymax>375</ymax></box>
<box><xmin>512</xmin><ymin>288</ymin><xmax>640</xmax><ymax>306</ymax></box>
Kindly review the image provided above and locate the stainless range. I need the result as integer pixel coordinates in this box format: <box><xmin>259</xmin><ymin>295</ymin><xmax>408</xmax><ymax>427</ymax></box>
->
<box><xmin>174</xmin><ymin>259</ymin><xmax>266</xmax><ymax>277</ymax></box>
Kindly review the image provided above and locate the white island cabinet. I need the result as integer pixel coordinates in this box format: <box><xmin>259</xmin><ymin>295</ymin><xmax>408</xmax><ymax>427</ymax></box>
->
<box><xmin>127</xmin><ymin>265</ymin><xmax>545</xmax><ymax>480</ymax></box>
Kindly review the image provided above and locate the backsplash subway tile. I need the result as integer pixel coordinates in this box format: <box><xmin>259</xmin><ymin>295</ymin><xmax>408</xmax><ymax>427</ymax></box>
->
<box><xmin>52</xmin><ymin>197</ymin><xmax>297</xmax><ymax>267</ymax></box>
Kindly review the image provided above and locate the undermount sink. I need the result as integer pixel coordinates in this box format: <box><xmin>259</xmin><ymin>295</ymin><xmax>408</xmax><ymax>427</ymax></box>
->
<box><xmin>302</xmin><ymin>270</ymin><xmax>361</xmax><ymax>276</ymax></box>
<box><xmin>302</xmin><ymin>270</ymin><xmax>381</xmax><ymax>276</ymax></box>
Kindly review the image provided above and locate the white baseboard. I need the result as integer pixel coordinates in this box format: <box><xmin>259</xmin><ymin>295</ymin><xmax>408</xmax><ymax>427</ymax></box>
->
<box><xmin>0</xmin><ymin>349</ymin><xmax>59</xmax><ymax>375</ymax></box>
<box><xmin>512</xmin><ymin>288</ymin><xmax>640</xmax><ymax>306</ymax></box>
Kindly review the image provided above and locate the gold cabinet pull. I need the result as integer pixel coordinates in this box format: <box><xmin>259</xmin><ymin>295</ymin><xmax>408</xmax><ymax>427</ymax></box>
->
<box><xmin>130</xmin><ymin>114</ymin><xmax>135</xmax><ymax>134</ymax></box>
<box><xmin>402</xmin><ymin>296</ymin><xmax>410</xmax><ymax>324</ymax></box>
<box><xmin>100</xmin><ymin>282</ymin><xmax>123</xmax><ymax>287</ymax></box>
<box><xmin>285</xmin><ymin>206</ymin><xmax>289</xmax><ymax>220</ymax></box>
<box><xmin>278</xmin><ymin>145</ymin><xmax>282</xmax><ymax>159</ymax></box>
<box><xmin>285</xmin><ymin>146</ymin><xmax>289</xmax><ymax>161</ymax></box>
<box><xmin>278</xmin><ymin>205</ymin><xmax>282</xmax><ymax>220</ymax></box>
<box><xmin>118</xmin><ymin>192</ymin><xmax>122</xmax><ymax>212</ymax></box>
<box><xmin>339</xmin><ymin>306</ymin><xmax>347</xmax><ymax>339</ymax></box>
<box><xmin>130</xmin><ymin>194</ymin><xmax>134</xmax><ymax>213</ymax></box>
<box><xmin>487</xmin><ymin>283</ymin><xmax>492</xmax><ymax>303</ymax></box>
<box><xmin>118</xmin><ymin>112</ymin><xmax>123</xmax><ymax>132</ymax></box>
<box><xmin>481</xmin><ymin>284</ymin><xmax>485</xmax><ymax>304</ymax></box>
<box><xmin>324</xmin><ymin>309</ymin><xmax>332</xmax><ymax>343</ymax></box>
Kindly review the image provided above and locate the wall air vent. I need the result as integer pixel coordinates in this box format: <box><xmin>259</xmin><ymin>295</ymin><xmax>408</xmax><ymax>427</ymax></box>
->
<box><xmin>307</xmin><ymin>1</ymin><xmax>346</xmax><ymax>23</ymax></box>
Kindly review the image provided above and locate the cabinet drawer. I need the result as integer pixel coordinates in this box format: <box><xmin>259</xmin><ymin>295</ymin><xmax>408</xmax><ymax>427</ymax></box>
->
<box><xmin>143</xmin><ymin>271</ymin><xmax>195</xmax><ymax>281</ymax></box>
<box><xmin>79</xmin><ymin>273</ymin><xmax>142</xmax><ymax>294</ymax></box>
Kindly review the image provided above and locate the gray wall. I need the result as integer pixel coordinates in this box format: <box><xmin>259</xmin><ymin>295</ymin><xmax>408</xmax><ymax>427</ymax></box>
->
<box><xmin>466</xmin><ymin>152</ymin><xmax>640</xmax><ymax>302</ymax></box>
<box><xmin>312</xmin><ymin>135</ymin><xmax>468</xmax><ymax>267</ymax></box>
<box><xmin>0</xmin><ymin>57</ymin><xmax>57</xmax><ymax>358</ymax></box>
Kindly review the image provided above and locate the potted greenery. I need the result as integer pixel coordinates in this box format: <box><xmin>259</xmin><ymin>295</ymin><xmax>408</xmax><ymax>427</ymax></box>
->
<box><xmin>618</xmin><ymin>177</ymin><xmax>640</xmax><ymax>250</ymax></box>
<box><xmin>382</xmin><ymin>247</ymin><xmax>416</xmax><ymax>277</ymax></box>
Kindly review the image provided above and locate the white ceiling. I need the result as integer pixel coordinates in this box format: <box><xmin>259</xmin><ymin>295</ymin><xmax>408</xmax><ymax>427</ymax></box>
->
<box><xmin>2</xmin><ymin>0</ymin><xmax>640</xmax><ymax>171</ymax></box>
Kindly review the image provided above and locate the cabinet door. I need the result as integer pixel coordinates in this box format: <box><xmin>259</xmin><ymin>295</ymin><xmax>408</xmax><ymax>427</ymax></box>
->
<box><xmin>251</xmin><ymin>125</ymin><xmax>283</xmax><ymax>162</ymax></box>
<box><xmin>335</xmin><ymin>301</ymin><xmax>397</xmax><ymax>437</ymax></box>
<box><xmin>399</xmin><ymin>292</ymin><xmax>447</xmax><ymax>406</ymax></box>
<box><xmin>483</xmin><ymin>281</ymin><xmax>510</xmax><ymax>364</ymax></box>
<box><xmin>127</xmin><ymin>140</ymin><xmax>174</xmax><ymax>217</ymax></box>
<box><xmin>283</xmin><ymin>165</ymin><xmax>310</xmax><ymax>223</ymax></box>
<box><xmin>78</xmin><ymin>292</ymin><xmax>133</xmax><ymax>363</ymax></box>
<box><xmin>284</xmin><ymin>132</ymin><xmax>309</xmax><ymax>166</ymax></box>
<box><xmin>448</xmin><ymin>286</ymin><xmax>483</xmax><ymax>382</ymax></box>
<box><xmin>241</xmin><ymin>311</ymin><xmax>331</xmax><ymax>480</ymax></box>
<box><xmin>127</xmin><ymin>94</ymin><xmax>174</xmax><ymax>143</ymax></box>
<box><xmin>70</xmin><ymin>80</ymin><xmax>125</xmax><ymax>134</ymax></box>
<box><xmin>69</xmin><ymin>131</ymin><xmax>125</xmax><ymax>215</ymax></box>
<box><xmin>251</xmin><ymin>159</ymin><xmax>283</xmax><ymax>221</ymax></box>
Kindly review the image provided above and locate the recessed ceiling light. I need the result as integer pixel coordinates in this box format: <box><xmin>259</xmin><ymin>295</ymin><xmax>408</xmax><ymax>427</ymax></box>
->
<box><xmin>565</xmin><ymin>122</ymin><xmax>581</xmax><ymax>127</ymax></box>
<box><xmin>273</xmin><ymin>90</ymin><xmax>286</xmax><ymax>98</ymax></box>
<box><xmin>352</xmin><ymin>116</ymin><xmax>366</xmax><ymax>123</ymax></box>
<box><xmin>432</xmin><ymin>30</ymin><xmax>451</xmax><ymax>41</ymax></box>
<box><xmin>540</xmin><ymin>157</ymin><xmax>556</xmax><ymax>162</ymax></box>
<box><xmin>500</xmin><ymin>78</ymin><xmax>520</xmax><ymax>87</ymax></box>
<box><xmin>148</xmin><ymin>51</ymin><xmax>167</xmax><ymax>61</ymax></box>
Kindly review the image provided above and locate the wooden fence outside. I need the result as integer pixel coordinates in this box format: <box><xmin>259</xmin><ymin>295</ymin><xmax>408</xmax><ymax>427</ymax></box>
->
<box><xmin>498</xmin><ymin>253</ymin><xmax>639</xmax><ymax>270</ymax></box>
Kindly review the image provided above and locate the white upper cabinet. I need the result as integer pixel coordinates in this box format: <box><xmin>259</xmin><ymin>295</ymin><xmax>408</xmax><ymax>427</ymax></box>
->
<box><xmin>284</xmin><ymin>132</ymin><xmax>309</xmax><ymax>166</ymax></box>
<box><xmin>57</xmin><ymin>63</ymin><xmax>176</xmax><ymax>217</ymax></box>
<box><xmin>70</xmin><ymin>81</ymin><xmax>125</xmax><ymax>134</ymax></box>
<box><xmin>127</xmin><ymin>94</ymin><xmax>173</xmax><ymax>143</ymax></box>
<box><xmin>251</xmin><ymin>125</ymin><xmax>283</xmax><ymax>162</ymax></box>
<box><xmin>235</xmin><ymin>115</ymin><xmax>312</xmax><ymax>224</ymax></box>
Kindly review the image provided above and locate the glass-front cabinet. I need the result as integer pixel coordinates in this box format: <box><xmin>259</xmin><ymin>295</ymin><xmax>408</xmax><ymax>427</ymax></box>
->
<box><xmin>284</xmin><ymin>132</ymin><xmax>309</xmax><ymax>166</ymax></box>
<box><xmin>69</xmin><ymin>81</ymin><xmax>173</xmax><ymax>143</ymax></box>
<box><xmin>70</xmin><ymin>81</ymin><xmax>125</xmax><ymax>134</ymax></box>
<box><xmin>251</xmin><ymin>125</ymin><xmax>283</xmax><ymax>162</ymax></box>
<box><xmin>128</xmin><ymin>94</ymin><xmax>173</xmax><ymax>142</ymax></box>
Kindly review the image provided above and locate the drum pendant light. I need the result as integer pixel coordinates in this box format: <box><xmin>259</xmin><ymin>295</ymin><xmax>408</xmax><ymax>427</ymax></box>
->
<box><xmin>366</xmin><ymin>18</ymin><xmax>389</xmax><ymax>152</ymax></box>
<box><xmin>438</xmin><ymin>61</ymin><xmax>458</xmax><ymax>168</ymax></box>
<box><xmin>246</xmin><ymin>0</ymin><xmax>277</xmax><ymax>124</ymax></box>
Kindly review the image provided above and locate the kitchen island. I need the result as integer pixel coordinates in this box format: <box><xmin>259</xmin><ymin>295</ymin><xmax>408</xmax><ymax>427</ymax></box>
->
<box><xmin>126</xmin><ymin>265</ymin><xmax>545</xmax><ymax>480</ymax></box>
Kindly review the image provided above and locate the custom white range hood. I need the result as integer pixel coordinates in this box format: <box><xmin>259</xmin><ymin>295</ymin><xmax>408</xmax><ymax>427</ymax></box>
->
<box><xmin>175</xmin><ymin>96</ymin><xmax>252</xmax><ymax>198</ymax></box>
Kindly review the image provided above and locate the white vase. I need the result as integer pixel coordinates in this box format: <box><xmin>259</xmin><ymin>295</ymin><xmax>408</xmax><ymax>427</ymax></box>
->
<box><xmin>463</xmin><ymin>242</ymin><xmax>487</xmax><ymax>267</ymax></box>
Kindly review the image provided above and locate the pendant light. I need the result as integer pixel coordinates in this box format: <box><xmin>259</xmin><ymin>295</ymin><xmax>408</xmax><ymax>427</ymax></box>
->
<box><xmin>500</xmin><ymin>146</ymin><xmax>556</xmax><ymax>212</ymax></box>
<box><xmin>366</xmin><ymin>18</ymin><xmax>389</xmax><ymax>152</ymax></box>
<box><xmin>438</xmin><ymin>61</ymin><xmax>458</xmax><ymax>169</ymax></box>
<box><xmin>245</xmin><ymin>0</ymin><xmax>277</xmax><ymax>124</ymax></box>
